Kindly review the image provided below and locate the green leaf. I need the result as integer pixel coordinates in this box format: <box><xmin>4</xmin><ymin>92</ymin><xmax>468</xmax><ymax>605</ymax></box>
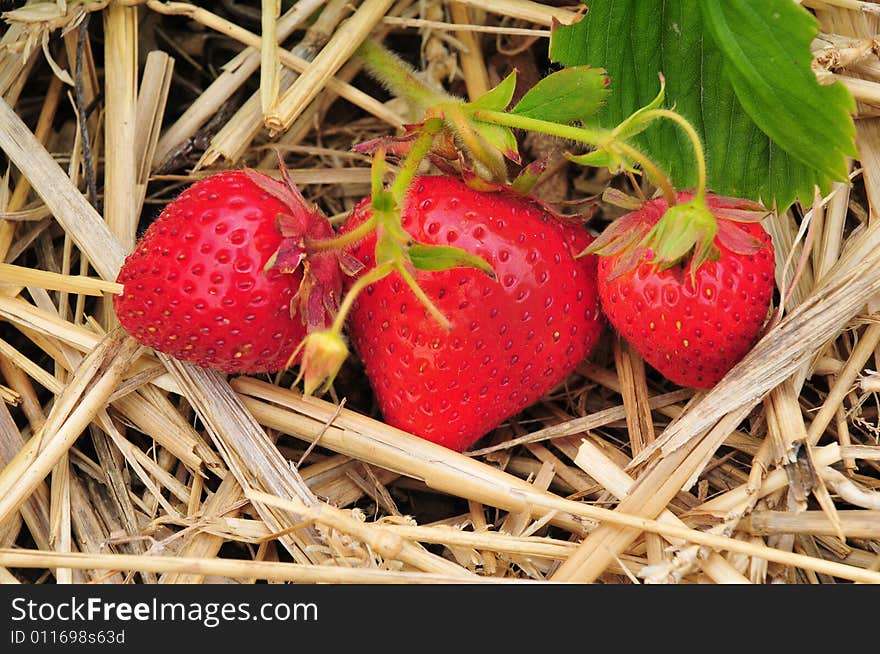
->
<box><xmin>550</xmin><ymin>0</ymin><xmax>857</xmax><ymax>210</ymax></box>
<box><xmin>700</xmin><ymin>1</ymin><xmax>856</xmax><ymax>183</ymax></box>
<box><xmin>511</xmin><ymin>66</ymin><xmax>610</xmax><ymax>124</ymax></box>
<box><xmin>468</xmin><ymin>71</ymin><xmax>517</xmax><ymax>111</ymax></box>
<box><xmin>408</xmin><ymin>243</ymin><xmax>495</xmax><ymax>277</ymax></box>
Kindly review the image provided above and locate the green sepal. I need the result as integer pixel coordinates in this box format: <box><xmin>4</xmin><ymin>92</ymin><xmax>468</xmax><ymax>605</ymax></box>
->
<box><xmin>468</xmin><ymin>71</ymin><xmax>517</xmax><ymax>111</ymax></box>
<box><xmin>510</xmin><ymin>159</ymin><xmax>548</xmax><ymax>195</ymax></box>
<box><xmin>473</xmin><ymin>122</ymin><xmax>521</xmax><ymax>164</ymax></box>
<box><xmin>408</xmin><ymin>243</ymin><xmax>496</xmax><ymax>278</ymax></box>
<box><xmin>374</xmin><ymin>231</ymin><xmax>409</xmax><ymax>267</ymax></box>
<box><xmin>511</xmin><ymin>66</ymin><xmax>610</xmax><ymax>124</ymax></box>
<box><xmin>566</xmin><ymin>148</ymin><xmax>638</xmax><ymax>176</ymax></box>
<box><xmin>640</xmin><ymin>197</ymin><xmax>719</xmax><ymax>272</ymax></box>
<box><xmin>611</xmin><ymin>74</ymin><xmax>667</xmax><ymax>141</ymax></box>
<box><xmin>371</xmin><ymin>188</ymin><xmax>396</xmax><ymax>214</ymax></box>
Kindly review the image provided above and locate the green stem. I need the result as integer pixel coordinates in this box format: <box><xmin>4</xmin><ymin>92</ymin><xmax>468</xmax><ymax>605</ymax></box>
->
<box><xmin>358</xmin><ymin>40</ymin><xmax>705</xmax><ymax>209</ymax></box>
<box><xmin>613</xmin><ymin>141</ymin><xmax>678</xmax><ymax>207</ymax></box>
<box><xmin>637</xmin><ymin>108</ymin><xmax>708</xmax><ymax>203</ymax></box>
<box><xmin>371</xmin><ymin>146</ymin><xmax>388</xmax><ymax>205</ymax></box>
<box><xmin>356</xmin><ymin>40</ymin><xmax>453</xmax><ymax>115</ymax></box>
<box><xmin>473</xmin><ymin>108</ymin><xmax>677</xmax><ymax>205</ymax></box>
<box><xmin>329</xmin><ymin>261</ymin><xmax>395</xmax><ymax>336</ymax></box>
<box><xmin>389</xmin><ymin>117</ymin><xmax>444</xmax><ymax>203</ymax></box>
<box><xmin>471</xmin><ymin>109</ymin><xmax>611</xmax><ymax>145</ymax></box>
<box><xmin>364</xmin><ymin>119</ymin><xmax>451</xmax><ymax>330</ymax></box>
<box><xmin>366</xmin><ymin>121</ymin><xmax>443</xmax><ymax>268</ymax></box>
<box><xmin>328</xmin><ymin>259</ymin><xmax>450</xmax><ymax>336</ymax></box>
<box><xmin>305</xmin><ymin>214</ymin><xmax>378</xmax><ymax>252</ymax></box>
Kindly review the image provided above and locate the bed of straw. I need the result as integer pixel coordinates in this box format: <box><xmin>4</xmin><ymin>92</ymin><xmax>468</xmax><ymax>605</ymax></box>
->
<box><xmin>1</xmin><ymin>0</ymin><xmax>880</xmax><ymax>585</ymax></box>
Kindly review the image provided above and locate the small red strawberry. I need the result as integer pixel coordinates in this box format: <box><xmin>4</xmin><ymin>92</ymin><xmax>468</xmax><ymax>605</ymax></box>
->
<box><xmin>113</xmin><ymin>169</ymin><xmax>341</xmax><ymax>374</ymax></box>
<box><xmin>340</xmin><ymin>175</ymin><xmax>604</xmax><ymax>451</ymax></box>
<box><xmin>591</xmin><ymin>191</ymin><xmax>775</xmax><ymax>389</ymax></box>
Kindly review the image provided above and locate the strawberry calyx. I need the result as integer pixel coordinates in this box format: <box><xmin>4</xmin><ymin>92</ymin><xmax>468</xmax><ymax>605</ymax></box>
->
<box><xmin>242</xmin><ymin>166</ymin><xmax>343</xmax><ymax>332</ymax></box>
<box><xmin>584</xmin><ymin>191</ymin><xmax>771</xmax><ymax>282</ymax></box>
<box><xmin>711</xmin><ymin>196</ymin><xmax>773</xmax><ymax>255</ymax></box>
<box><xmin>640</xmin><ymin>196</ymin><xmax>719</xmax><ymax>274</ymax></box>
<box><xmin>580</xmin><ymin>209</ymin><xmax>653</xmax><ymax>281</ymax></box>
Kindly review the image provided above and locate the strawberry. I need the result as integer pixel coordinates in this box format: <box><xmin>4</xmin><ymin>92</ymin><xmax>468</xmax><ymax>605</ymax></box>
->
<box><xmin>113</xmin><ymin>169</ymin><xmax>341</xmax><ymax>374</ymax></box>
<box><xmin>340</xmin><ymin>175</ymin><xmax>604</xmax><ymax>451</ymax></box>
<box><xmin>591</xmin><ymin>192</ymin><xmax>775</xmax><ymax>389</ymax></box>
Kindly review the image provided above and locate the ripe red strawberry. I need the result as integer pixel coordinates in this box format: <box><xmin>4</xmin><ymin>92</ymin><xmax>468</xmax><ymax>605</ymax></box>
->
<box><xmin>340</xmin><ymin>175</ymin><xmax>604</xmax><ymax>451</ymax></box>
<box><xmin>114</xmin><ymin>169</ymin><xmax>341</xmax><ymax>374</ymax></box>
<box><xmin>592</xmin><ymin>192</ymin><xmax>775</xmax><ymax>389</ymax></box>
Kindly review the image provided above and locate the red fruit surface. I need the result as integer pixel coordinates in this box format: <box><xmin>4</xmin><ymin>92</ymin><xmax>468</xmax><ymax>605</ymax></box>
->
<box><xmin>341</xmin><ymin>175</ymin><xmax>604</xmax><ymax>451</ymax></box>
<box><xmin>114</xmin><ymin>170</ymin><xmax>338</xmax><ymax>374</ymax></box>
<box><xmin>596</xmin><ymin>194</ymin><xmax>776</xmax><ymax>389</ymax></box>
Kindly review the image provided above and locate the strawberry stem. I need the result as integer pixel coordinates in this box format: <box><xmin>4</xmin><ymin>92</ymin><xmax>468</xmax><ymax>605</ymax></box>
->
<box><xmin>329</xmin><ymin>261</ymin><xmax>396</xmax><ymax>337</ymax></box>
<box><xmin>470</xmin><ymin>108</ymin><xmax>678</xmax><ymax>205</ymax></box>
<box><xmin>611</xmin><ymin>141</ymin><xmax>678</xmax><ymax>207</ymax></box>
<box><xmin>292</xmin><ymin>119</ymin><xmax>442</xmax><ymax>259</ymax></box>
<box><xmin>635</xmin><ymin>108</ymin><xmax>708</xmax><ymax>204</ymax></box>
<box><xmin>620</xmin><ymin>108</ymin><xmax>714</xmax><ymax>276</ymax></box>
<box><xmin>356</xmin><ymin>40</ymin><xmax>705</xmax><ymax>211</ymax></box>
<box><xmin>390</xmin><ymin>117</ymin><xmax>444</xmax><ymax>202</ymax></box>
<box><xmin>356</xmin><ymin>39</ymin><xmax>453</xmax><ymax>116</ymax></box>
<box><xmin>362</xmin><ymin>118</ymin><xmax>453</xmax><ymax>330</ymax></box>
<box><xmin>305</xmin><ymin>214</ymin><xmax>378</xmax><ymax>252</ymax></box>
<box><xmin>470</xmin><ymin>108</ymin><xmax>609</xmax><ymax>150</ymax></box>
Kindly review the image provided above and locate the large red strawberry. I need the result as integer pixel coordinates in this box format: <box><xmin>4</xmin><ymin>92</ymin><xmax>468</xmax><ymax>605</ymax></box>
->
<box><xmin>340</xmin><ymin>175</ymin><xmax>604</xmax><ymax>451</ymax></box>
<box><xmin>114</xmin><ymin>169</ymin><xmax>341</xmax><ymax>374</ymax></box>
<box><xmin>591</xmin><ymin>191</ymin><xmax>775</xmax><ymax>389</ymax></box>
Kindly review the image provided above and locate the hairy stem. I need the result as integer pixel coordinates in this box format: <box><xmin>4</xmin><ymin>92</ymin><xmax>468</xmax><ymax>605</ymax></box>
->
<box><xmin>329</xmin><ymin>261</ymin><xmax>395</xmax><ymax>336</ymax></box>
<box><xmin>636</xmin><ymin>108</ymin><xmax>708</xmax><ymax>203</ymax></box>
<box><xmin>305</xmin><ymin>214</ymin><xmax>378</xmax><ymax>251</ymax></box>
<box><xmin>356</xmin><ymin>39</ymin><xmax>453</xmax><ymax>115</ymax></box>
<box><xmin>390</xmin><ymin>117</ymin><xmax>444</xmax><ymax>202</ymax></box>
<box><xmin>472</xmin><ymin>108</ymin><xmax>677</xmax><ymax>204</ymax></box>
<box><xmin>613</xmin><ymin>141</ymin><xmax>677</xmax><ymax>206</ymax></box>
<box><xmin>470</xmin><ymin>108</ymin><xmax>610</xmax><ymax>145</ymax></box>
